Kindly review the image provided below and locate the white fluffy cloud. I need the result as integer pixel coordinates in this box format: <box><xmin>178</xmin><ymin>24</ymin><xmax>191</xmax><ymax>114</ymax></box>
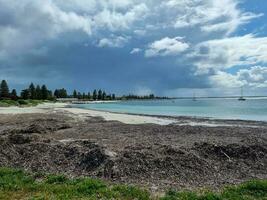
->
<box><xmin>210</xmin><ymin>66</ymin><xmax>267</xmax><ymax>88</ymax></box>
<box><xmin>130</xmin><ymin>48</ymin><xmax>142</xmax><ymax>54</ymax></box>
<box><xmin>0</xmin><ymin>0</ymin><xmax>259</xmax><ymax>56</ymax></box>
<box><xmin>97</xmin><ymin>35</ymin><xmax>130</xmax><ymax>48</ymax></box>
<box><xmin>145</xmin><ymin>37</ymin><xmax>189</xmax><ymax>57</ymax></box>
<box><xmin>192</xmin><ymin>34</ymin><xmax>267</xmax><ymax>74</ymax></box>
<box><xmin>161</xmin><ymin>0</ymin><xmax>262</xmax><ymax>34</ymax></box>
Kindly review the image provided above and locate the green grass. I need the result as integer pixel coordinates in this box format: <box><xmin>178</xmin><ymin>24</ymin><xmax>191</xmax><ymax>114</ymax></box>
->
<box><xmin>0</xmin><ymin>168</ymin><xmax>266</xmax><ymax>200</ymax></box>
<box><xmin>161</xmin><ymin>181</ymin><xmax>267</xmax><ymax>200</ymax></box>
<box><xmin>0</xmin><ymin>99</ymin><xmax>50</xmax><ymax>107</ymax></box>
<box><xmin>0</xmin><ymin>168</ymin><xmax>150</xmax><ymax>200</ymax></box>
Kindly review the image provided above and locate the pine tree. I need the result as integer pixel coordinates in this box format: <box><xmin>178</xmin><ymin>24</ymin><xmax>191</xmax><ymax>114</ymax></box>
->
<box><xmin>36</xmin><ymin>85</ymin><xmax>42</xmax><ymax>100</ymax></box>
<box><xmin>41</xmin><ymin>85</ymin><xmax>48</xmax><ymax>100</ymax></box>
<box><xmin>102</xmin><ymin>91</ymin><xmax>106</xmax><ymax>100</ymax></box>
<box><xmin>55</xmin><ymin>88</ymin><xmax>68</xmax><ymax>98</ymax></box>
<box><xmin>21</xmin><ymin>89</ymin><xmax>30</xmax><ymax>99</ymax></box>
<box><xmin>54</xmin><ymin>89</ymin><xmax>59</xmax><ymax>98</ymax></box>
<box><xmin>47</xmin><ymin>90</ymin><xmax>53</xmax><ymax>100</ymax></box>
<box><xmin>0</xmin><ymin>80</ymin><xmax>9</xmax><ymax>98</ymax></box>
<box><xmin>98</xmin><ymin>89</ymin><xmax>102</xmax><ymax>100</ymax></box>
<box><xmin>93</xmin><ymin>89</ymin><xmax>97</xmax><ymax>100</ymax></box>
<box><xmin>82</xmin><ymin>92</ymin><xmax>86</xmax><ymax>99</ymax></box>
<box><xmin>76</xmin><ymin>92</ymin><xmax>81</xmax><ymax>99</ymax></box>
<box><xmin>61</xmin><ymin>89</ymin><xmax>68</xmax><ymax>98</ymax></box>
<box><xmin>73</xmin><ymin>90</ymin><xmax>77</xmax><ymax>98</ymax></box>
<box><xmin>10</xmin><ymin>89</ymin><xmax>18</xmax><ymax>100</ymax></box>
<box><xmin>29</xmin><ymin>83</ymin><xmax>36</xmax><ymax>99</ymax></box>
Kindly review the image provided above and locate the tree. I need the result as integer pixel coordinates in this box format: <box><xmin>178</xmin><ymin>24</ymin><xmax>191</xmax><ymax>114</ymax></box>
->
<box><xmin>106</xmin><ymin>94</ymin><xmax>111</xmax><ymax>100</ymax></box>
<box><xmin>149</xmin><ymin>94</ymin><xmax>155</xmax><ymax>99</ymax></box>
<box><xmin>21</xmin><ymin>89</ymin><xmax>30</xmax><ymax>99</ymax></box>
<box><xmin>10</xmin><ymin>89</ymin><xmax>18</xmax><ymax>100</ymax></box>
<box><xmin>97</xmin><ymin>89</ymin><xmax>102</xmax><ymax>100</ymax></box>
<box><xmin>93</xmin><ymin>89</ymin><xmax>97</xmax><ymax>100</ymax></box>
<box><xmin>82</xmin><ymin>93</ymin><xmax>86</xmax><ymax>99</ymax></box>
<box><xmin>87</xmin><ymin>92</ymin><xmax>91</xmax><ymax>100</ymax></box>
<box><xmin>41</xmin><ymin>85</ymin><xmax>48</xmax><ymax>100</ymax></box>
<box><xmin>54</xmin><ymin>88</ymin><xmax>67</xmax><ymax>98</ymax></box>
<box><xmin>36</xmin><ymin>85</ymin><xmax>42</xmax><ymax>100</ymax></box>
<box><xmin>102</xmin><ymin>91</ymin><xmax>106</xmax><ymax>100</ymax></box>
<box><xmin>47</xmin><ymin>90</ymin><xmax>53</xmax><ymax>100</ymax></box>
<box><xmin>0</xmin><ymin>80</ymin><xmax>9</xmax><ymax>98</ymax></box>
<box><xmin>73</xmin><ymin>90</ymin><xmax>77</xmax><ymax>98</ymax></box>
<box><xmin>112</xmin><ymin>94</ymin><xmax>116</xmax><ymax>100</ymax></box>
<box><xmin>29</xmin><ymin>83</ymin><xmax>36</xmax><ymax>99</ymax></box>
<box><xmin>54</xmin><ymin>89</ymin><xmax>59</xmax><ymax>98</ymax></box>
<box><xmin>77</xmin><ymin>92</ymin><xmax>82</xmax><ymax>99</ymax></box>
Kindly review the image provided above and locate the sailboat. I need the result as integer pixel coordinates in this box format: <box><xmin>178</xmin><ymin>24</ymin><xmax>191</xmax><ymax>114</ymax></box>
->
<box><xmin>238</xmin><ymin>87</ymin><xmax>246</xmax><ymax>101</ymax></box>
<box><xmin>193</xmin><ymin>92</ymin><xmax>197</xmax><ymax>101</ymax></box>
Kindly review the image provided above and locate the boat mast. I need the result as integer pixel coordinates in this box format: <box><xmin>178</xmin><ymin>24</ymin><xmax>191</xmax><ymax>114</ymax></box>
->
<box><xmin>193</xmin><ymin>92</ymin><xmax>196</xmax><ymax>101</ymax></box>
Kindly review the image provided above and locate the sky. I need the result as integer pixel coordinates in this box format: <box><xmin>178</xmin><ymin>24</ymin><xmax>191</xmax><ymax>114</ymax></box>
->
<box><xmin>0</xmin><ymin>0</ymin><xmax>267</xmax><ymax>97</ymax></box>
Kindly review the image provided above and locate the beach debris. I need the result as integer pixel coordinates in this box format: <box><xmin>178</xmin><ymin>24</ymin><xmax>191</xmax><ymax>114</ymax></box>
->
<box><xmin>0</xmin><ymin>112</ymin><xmax>266</xmax><ymax>191</ymax></box>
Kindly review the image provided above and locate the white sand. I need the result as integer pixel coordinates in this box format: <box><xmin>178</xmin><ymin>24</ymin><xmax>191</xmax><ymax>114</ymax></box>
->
<box><xmin>0</xmin><ymin>103</ymin><xmax>175</xmax><ymax>125</ymax></box>
<box><xmin>57</xmin><ymin>107</ymin><xmax>175</xmax><ymax>125</ymax></box>
<box><xmin>0</xmin><ymin>103</ymin><xmax>67</xmax><ymax>114</ymax></box>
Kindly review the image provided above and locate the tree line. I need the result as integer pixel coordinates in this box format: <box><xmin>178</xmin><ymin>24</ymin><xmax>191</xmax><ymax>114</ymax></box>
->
<box><xmin>0</xmin><ymin>80</ymin><xmax>54</xmax><ymax>100</ymax></box>
<box><xmin>0</xmin><ymin>80</ymin><xmax>167</xmax><ymax>101</ymax></box>
<box><xmin>0</xmin><ymin>80</ymin><xmax>116</xmax><ymax>101</ymax></box>
<box><xmin>71</xmin><ymin>89</ymin><xmax>116</xmax><ymax>101</ymax></box>
<box><xmin>122</xmin><ymin>94</ymin><xmax>169</xmax><ymax>100</ymax></box>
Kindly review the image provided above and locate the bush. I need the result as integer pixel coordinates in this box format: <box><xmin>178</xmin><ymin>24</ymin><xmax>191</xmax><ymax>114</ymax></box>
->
<box><xmin>17</xmin><ymin>99</ymin><xmax>28</xmax><ymax>105</ymax></box>
<box><xmin>0</xmin><ymin>100</ymin><xmax>18</xmax><ymax>107</ymax></box>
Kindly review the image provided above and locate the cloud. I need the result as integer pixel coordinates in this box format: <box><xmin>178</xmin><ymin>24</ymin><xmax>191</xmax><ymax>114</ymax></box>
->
<box><xmin>162</xmin><ymin>0</ymin><xmax>262</xmax><ymax>35</ymax></box>
<box><xmin>238</xmin><ymin>66</ymin><xmax>267</xmax><ymax>88</ymax></box>
<box><xmin>0</xmin><ymin>0</ymin><xmax>266</xmax><ymax>94</ymax></box>
<box><xmin>192</xmin><ymin>34</ymin><xmax>267</xmax><ymax>74</ymax></box>
<box><xmin>209</xmin><ymin>71</ymin><xmax>244</xmax><ymax>88</ymax></box>
<box><xmin>145</xmin><ymin>37</ymin><xmax>189</xmax><ymax>57</ymax></box>
<box><xmin>97</xmin><ymin>35</ymin><xmax>130</xmax><ymax>48</ymax></box>
<box><xmin>130</xmin><ymin>48</ymin><xmax>142</xmax><ymax>54</ymax></box>
<box><xmin>134</xmin><ymin>86</ymin><xmax>153</xmax><ymax>96</ymax></box>
<box><xmin>210</xmin><ymin>66</ymin><xmax>267</xmax><ymax>88</ymax></box>
<box><xmin>1</xmin><ymin>0</ymin><xmax>260</xmax><ymax>58</ymax></box>
<box><xmin>0</xmin><ymin>0</ymin><xmax>93</xmax><ymax>60</ymax></box>
<box><xmin>92</xmin><ymin>3</ymin><xmax>149</xmax><ymax>32</ymax></box>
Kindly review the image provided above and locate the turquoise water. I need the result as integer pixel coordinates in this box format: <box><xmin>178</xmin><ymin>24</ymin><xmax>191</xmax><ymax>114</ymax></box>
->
<box><xmin>73</xmin><ymin>98</ymin><xmax>267</xmax><ymax>121</ymax></box>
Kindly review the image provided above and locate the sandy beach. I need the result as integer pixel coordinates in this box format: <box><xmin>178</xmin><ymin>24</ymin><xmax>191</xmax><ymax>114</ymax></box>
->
<box><xmin>0</xmin><ymin>103</ymin><xmax>266</xmax><ymax>191</ymax></box>
<box><xmin>0</xmin><ymin>103</ymin><xmax>175</xmax><ymax>125</ymax></box>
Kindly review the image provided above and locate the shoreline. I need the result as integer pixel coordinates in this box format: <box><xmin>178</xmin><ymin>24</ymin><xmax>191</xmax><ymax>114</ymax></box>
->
<box><xmin>0</xmin><ymin>102</ymin><xmax>267</xmax><ymax>127</ymax></box>
<box><xmin>69</xmin><ymin>106</ymin><xmax>267</xmax><ymax>127</ymax></box>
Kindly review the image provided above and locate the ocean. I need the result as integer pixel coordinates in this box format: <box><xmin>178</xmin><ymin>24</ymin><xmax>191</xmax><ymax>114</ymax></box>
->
<box><xmin>72</xmin><ymin>98</ymin><xmax>267</xmax><ymax>121</ymax></box>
